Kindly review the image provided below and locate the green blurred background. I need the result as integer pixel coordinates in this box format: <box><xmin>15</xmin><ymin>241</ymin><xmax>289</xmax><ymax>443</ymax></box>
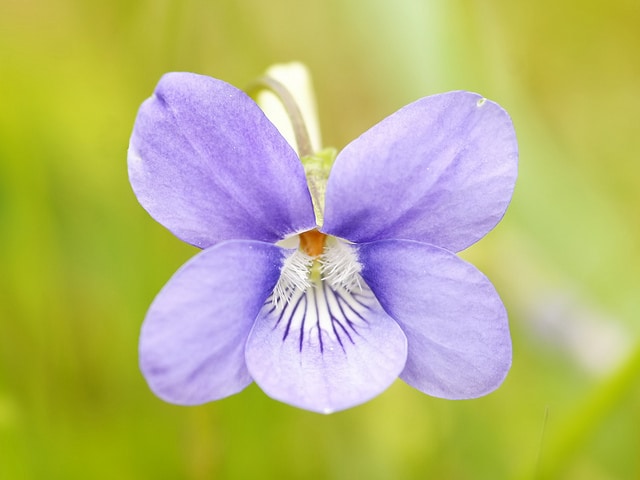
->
<box><xmin>1</xmin><ymin>0</ymin><xmax>638</xmax><ymax>478</ymax></box>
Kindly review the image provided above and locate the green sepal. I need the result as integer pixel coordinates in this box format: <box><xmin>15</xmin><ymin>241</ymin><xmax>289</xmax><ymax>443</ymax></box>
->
<box><xmin>301</xmin><ymin>147</ymin><xmax>337</xmax><ymax>226</ymax></box>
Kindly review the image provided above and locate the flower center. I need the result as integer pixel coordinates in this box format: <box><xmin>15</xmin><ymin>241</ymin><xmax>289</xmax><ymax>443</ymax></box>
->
<box><xmin>299</xmin><ymin>229</ymin><xmax>326</xmax><ymax>257</ymax></box>
<box><xmin>272</xmin><ymin>233</ymin><xmax>363</xmax><ymax>309</ymax></box>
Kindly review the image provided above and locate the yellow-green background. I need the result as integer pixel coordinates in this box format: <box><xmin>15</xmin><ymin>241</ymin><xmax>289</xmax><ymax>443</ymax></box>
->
<box><xmin>1</xmin><ymin>0</ymin><xmax>638</xmax><ymax>478</ymax></box>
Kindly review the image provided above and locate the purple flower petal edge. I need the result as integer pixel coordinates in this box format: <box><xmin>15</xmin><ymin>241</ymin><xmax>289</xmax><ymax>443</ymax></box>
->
<box><xmin>128</xmin><ymin>72</ymin><xmax>316</xmax><ymax>249</ymax></box>
<box><xmin>245</xmin><ymin>282</ymin><xmax>408</xmax><ymax>413</ymax></box>
<box><xmin>322</xmin><ymin>91</ymin><xmax>518</xmax><ymax>253</ymax></box>
<box><xmin>358</xmin><ymin>239</ymin><xmax>511</xmax><ymax>399</ymax></box>
<box><xmin>139</xmin><ymin>240</ymin><xmax>285</xmax><ymax>405</ymax></box>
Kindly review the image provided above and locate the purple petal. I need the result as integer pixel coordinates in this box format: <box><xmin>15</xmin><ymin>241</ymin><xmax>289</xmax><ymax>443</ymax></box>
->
<box><xmin>322</xmin><ymin>91</ymin><xmax>517</xmax><ymax>252</ymax></box>
<box><xmin>139</xmin><ymin>240</ymin><xmax>285</xmax><ymax>405</ymax></box>
<box><xmin>245</xmin><ymin>281</ymin><xmax>407</xmax><ymax>413</ymax></box>
<box><xmin>358</xmin><ymin>239</ymin><xmax>511</xmax><ymax>399</ymax></box>
<box><xmin>128</xmin><ymin>72</ymin><xmax>316</xmax><ymax>249</ymax></box>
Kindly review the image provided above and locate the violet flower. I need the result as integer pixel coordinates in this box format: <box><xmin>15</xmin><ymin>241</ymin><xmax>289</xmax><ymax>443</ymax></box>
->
<box><xmin>128</xmin><ymin>70</ymin><xmax>518</xmax><ymax>414</ymax></box>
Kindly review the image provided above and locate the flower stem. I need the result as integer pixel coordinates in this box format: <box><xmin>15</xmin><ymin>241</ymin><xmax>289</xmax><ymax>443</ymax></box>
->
<box><xmin>246</xmin><ymin>76</ymin><xmax>313</xmax><ymax>158</ymax></box>
<box><xmin>247</xmin><ymin>75</ymin><xmax>335</xmax><ymax>225</ymax></box>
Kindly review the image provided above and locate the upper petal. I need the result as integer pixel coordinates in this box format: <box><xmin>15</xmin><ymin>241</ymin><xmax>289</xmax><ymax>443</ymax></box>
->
<box><xmin>245</xmin><ymin>280</ymin><xmax>407</xmax><ymax>413</ymax></box>
<box><xmin>358</xmin><ymin>239</ymin><xmax>511</xmax><ymax>399</ymax></box>
<box><xmin>128</xmin><ymin>72</ymin><xmax>316</xmax><ymax>249</ymax></box>
<box><xmin>322</xmin><ymin>91</ymin><xmax>517</xmax><ymax>252</ymax></box>
<box><xmin>139</xmin><ymin>240</ymin><xmax>285</xmax><ymax>405</ymax></box>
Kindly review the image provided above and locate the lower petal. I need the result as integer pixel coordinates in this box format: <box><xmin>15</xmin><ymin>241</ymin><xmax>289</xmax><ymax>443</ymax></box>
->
<box><xmin>358</xmin><ymin>239</ymin><xmax>511</xmax><ymax>399</ymax></box>
<box><xmin>245</xmin><ymin>281</ymin><xmax>408</xmax><ymax>413</ymax></box>
<box><xmin>139</xmin><ymin>240</ymin><xmax>285</xmax><ymax>405</ymax></box>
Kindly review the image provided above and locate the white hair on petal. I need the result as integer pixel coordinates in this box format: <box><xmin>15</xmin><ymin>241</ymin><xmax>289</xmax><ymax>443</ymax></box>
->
<box><xmin>272</xmin><ymin>249</ymin><xmax>314</xmax><ymax>309</ymax></box>
<box><xmin>320</xmin><ymin>241</ymin><xmax>362</xmax><ymax>292</ymax></box>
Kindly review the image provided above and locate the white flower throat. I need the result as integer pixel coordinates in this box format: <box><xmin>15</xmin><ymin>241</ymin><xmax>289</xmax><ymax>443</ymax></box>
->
<box><xmin>267</xmin><ymin>230</ymin><xmax>376</xmax><ymax>357</ymax></box>
<box><xmin>273</xmin><ymin>230</ymin><xmax>363</xmax><ymax>310</ymax></box>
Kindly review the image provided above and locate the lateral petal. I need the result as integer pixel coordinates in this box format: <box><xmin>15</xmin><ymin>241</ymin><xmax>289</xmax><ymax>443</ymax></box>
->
<box><xmin>139</xmin><ymin>240</ymin><xmax>285</xmax><ymax>405</ymax></box>
<box><xmin>128</xmin><ymin>72</ymin><xmax>316</xmax><ymax>249</ymax></box>
<box><xmin>245</xmin><ymin>281</ymin><xmax>408</xmax><ymax>413</ymax></box>
<box><xmin>358</xmin><ymin>239</ymin><xmax>511</xmax><ymax>399</ymax></box>
<box><xmin>322</xmin><ymin>91</ymin><xmax>517</xmax><ymax>252</ymax></box>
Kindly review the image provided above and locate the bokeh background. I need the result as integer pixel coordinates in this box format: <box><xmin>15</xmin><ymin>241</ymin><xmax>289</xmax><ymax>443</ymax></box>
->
<box><xmin>1</xmin><ymin>0</ymin><xmax>638</xmax><ymax>478</ymax></box>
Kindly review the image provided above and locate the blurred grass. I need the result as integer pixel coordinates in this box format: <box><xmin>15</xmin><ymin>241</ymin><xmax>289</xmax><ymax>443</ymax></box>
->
<box><xmin>1</xmin><ymin>0</ymin><xmax>639</xmax><ymax>478</ymax></box>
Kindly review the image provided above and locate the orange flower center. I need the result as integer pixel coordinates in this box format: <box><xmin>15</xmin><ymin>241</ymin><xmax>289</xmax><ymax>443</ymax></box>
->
<box><xmin>299</xmin><ymin>229</ymin><xmax>327</xmax><ymax>257</ymax></box>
